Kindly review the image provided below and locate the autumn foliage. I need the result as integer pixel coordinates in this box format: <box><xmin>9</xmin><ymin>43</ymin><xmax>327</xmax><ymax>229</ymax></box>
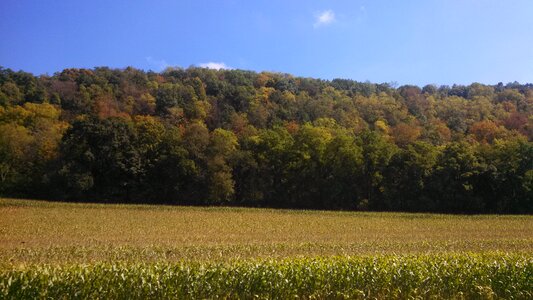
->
<box><xmin>0</xmin><ymin>66</ymin><xmax>531</xmax><ymax>213</ymax></box>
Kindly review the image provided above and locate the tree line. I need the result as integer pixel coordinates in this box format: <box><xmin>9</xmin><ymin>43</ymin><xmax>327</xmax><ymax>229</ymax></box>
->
<box><xmin>0</xmin><ymin>66</ymin><xmax>531</xmax><ymax>213</ymax></box>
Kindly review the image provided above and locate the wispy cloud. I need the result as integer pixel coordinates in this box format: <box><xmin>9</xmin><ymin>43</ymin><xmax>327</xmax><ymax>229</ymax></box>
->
<box><xmin>356</xmin><ymin>5</ymin><xmax>367</xmax><ymax>23</ymax></box>
<box><xmin>199</xmin><ymin>62</ymin><xmax>232</xmax><ymax>70</ymax></box>
<box><xmin>146</xmin><ymin>56</ymin><xmax>169</xmax><ymax>71</ymax></box>
<box><xmin>314</xmin><ymin>10</ymin><xmax>335</xmax><ymax>28</ymax></box>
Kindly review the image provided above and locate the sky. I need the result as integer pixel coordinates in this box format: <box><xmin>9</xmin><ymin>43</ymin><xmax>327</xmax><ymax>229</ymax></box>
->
<box><xmin>1</xmin><ymin>0</ymin><xmax>532</xmax><ymax>86</ymax></box>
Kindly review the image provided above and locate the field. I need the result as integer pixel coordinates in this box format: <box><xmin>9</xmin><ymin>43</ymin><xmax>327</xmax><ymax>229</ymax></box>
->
<box><xmin>1</xmin><ymin>198</ymin><xmax>532</xmax><ymax>298</ymax></box>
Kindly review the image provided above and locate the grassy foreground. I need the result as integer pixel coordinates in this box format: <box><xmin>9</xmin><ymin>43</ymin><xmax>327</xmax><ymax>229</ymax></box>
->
<box><xmin>1</xmin><ymin>198</ymin><xmax>533</xmax><ymax>298</ymax></box>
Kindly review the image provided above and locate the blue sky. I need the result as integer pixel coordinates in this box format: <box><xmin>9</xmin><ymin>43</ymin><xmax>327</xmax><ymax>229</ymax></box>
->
<box><xmin>1</xmin><ymin>0</ymin><xmax>532</xmax><ymax>86</ymax></box>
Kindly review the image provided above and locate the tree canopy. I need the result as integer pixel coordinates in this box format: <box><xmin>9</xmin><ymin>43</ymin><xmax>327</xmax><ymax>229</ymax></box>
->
<box><xmin>0</xmin><ymin>66</ymin><xmax>531</xmax><ymax>213</ymax></box>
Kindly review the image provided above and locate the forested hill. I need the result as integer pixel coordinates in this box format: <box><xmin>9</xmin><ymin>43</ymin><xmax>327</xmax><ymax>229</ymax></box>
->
<box><xmin>0</xmin><ymin>66</ymin><xmax>531</xmax><ymax>213</ymax></box>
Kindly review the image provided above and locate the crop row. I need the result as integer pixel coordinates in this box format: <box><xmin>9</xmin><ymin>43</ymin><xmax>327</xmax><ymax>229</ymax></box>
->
<box><xmin>1</xmin><ymin>253</ymin><xmax>532</xmax><ymax>299</ymax></box>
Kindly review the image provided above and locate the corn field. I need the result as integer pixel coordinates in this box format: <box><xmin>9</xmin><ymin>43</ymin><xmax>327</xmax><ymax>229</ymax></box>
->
<box><xmin>1</xmin><ymin>253</ymin><xmax>531</xmax><ymax>299</ymax></box>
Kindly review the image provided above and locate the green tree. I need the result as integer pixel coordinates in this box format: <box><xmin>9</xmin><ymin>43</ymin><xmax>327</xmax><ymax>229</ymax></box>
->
<box><xmin>429</xmin><ymin>142</ymin><xmax>485</xmax><ymax>212</ymax></box>
<box><xmin>145</xmin><ymin>126</ymin><xmax>197</xmax><ymax>203</ymax></box>
<box><xmin>0</xmin><ymin>124</ymin><xmax>33</xmax><ymax>192</ymax></box>
<box><xmin>245</xmin><ymin>127</ymin><xmax>294</xmax><ymax>207</ymax></box>
<box><xmin>322</xmin><ymin>130</ymin><xmax>364</xmax><ymax>209</ymax></box>
<box><xmin>383</xmin><ymin>142</ymin><xmax>440</xmax><ymax>211</ymax></box>
<box><xmin>58</xmin><ymin>117</ymin><xmax>141</xmax><ymax>201</ymax></box>
<box><xmin>287</xmin><ymin>123</ymin><xmax>333</xmax><ymax>208</ymax></box>
<box><xmin>357</xmin><ymin>130</ymin><xmax>398</xmax><ymax>210</ymax></box>
<box><xmin>206</xmin><ymin>129</ymin><xmax>238</xmax><ymax>203</ymax></box>
<box><xmin>479</xmin><ymin>137</ymin><xmax>533</xmax><ymax>212</ymax></box>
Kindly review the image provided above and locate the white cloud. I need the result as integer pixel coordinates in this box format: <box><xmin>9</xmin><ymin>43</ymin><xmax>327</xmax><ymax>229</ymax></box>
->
<box><xmin>314</xmin><ymin>10</ymin><xmax>335</xmax><ymax>28</ymax></box>
<box><xmin>146</xmin><ymin>56</ymin><xmax>169</xmax><ymax>71</ymax></box>
<box><xmin>199</xmin><ymin>62</ymin><xmax>232</xmax><ymax>70</ymax></box>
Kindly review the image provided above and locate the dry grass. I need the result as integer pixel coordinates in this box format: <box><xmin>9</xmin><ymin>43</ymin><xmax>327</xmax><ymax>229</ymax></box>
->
<box><xmin>1</xmin><ymin>198</ymin><xmax>532</xmax><ymax>266</ymax></box>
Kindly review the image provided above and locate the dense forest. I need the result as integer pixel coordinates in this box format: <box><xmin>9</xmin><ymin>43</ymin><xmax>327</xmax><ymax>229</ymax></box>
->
<box><xmin>0</xmin><ymin>66</ymin><xmax>531</xmax><ymax>213</ymax></box>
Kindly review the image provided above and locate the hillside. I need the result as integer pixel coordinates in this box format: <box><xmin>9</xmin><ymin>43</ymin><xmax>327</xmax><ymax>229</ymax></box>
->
<box><xmin>0</xmin><ymin>67</ymin><xmax>531</xmax><ymax>213</ymax></box>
